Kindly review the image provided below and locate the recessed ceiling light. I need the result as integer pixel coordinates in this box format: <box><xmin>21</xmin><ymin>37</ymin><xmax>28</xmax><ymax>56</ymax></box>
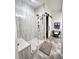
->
<box><xmin>31</xmin><ymin>0</ymin><xmax>36</xmax><ymax>2</ymax></box>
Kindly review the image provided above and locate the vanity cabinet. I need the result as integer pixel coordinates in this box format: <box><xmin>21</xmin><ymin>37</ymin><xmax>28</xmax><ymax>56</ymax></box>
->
<box><xmin>18</xmin><ymin>45</ymin><xmax>31</xmax><ymax>59</ymax></box>
<box><xmin>18</xmin><ymin>39</ymin><xmax>31</xmax><ymax>59</ymax></box>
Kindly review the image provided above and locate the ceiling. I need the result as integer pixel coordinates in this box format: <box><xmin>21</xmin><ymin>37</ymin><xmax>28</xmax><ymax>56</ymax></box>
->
<box><xmin>15</xmin><ymin>0</ymin><xmax>63</xmax><ymax>12</ymax></box>
<box><xmin>24</xmin><ymin>0</ymin><xmax>45</xmax><ymax>8</ymax></box>
<box><xmin>45</xmin><ymin>0</ymin><xmax>63</xmax><ymax>12</ymax></box>
<box><xmin>15</xmin><ymin>0</ymin><xmax>45</xmax><ymax>8</ymax></box>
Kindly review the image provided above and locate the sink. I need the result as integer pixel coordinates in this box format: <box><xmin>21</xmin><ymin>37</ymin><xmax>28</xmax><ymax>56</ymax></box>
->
<box><xmin>17</xmin><ymin>38</ymin><xmax>30</xmax><ymax>52</ymax></box>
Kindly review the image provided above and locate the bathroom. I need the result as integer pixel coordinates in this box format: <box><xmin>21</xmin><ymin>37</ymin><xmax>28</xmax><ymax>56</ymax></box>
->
<box><xmin>15</xmin><ymin>0</ymin><xmax>63</xmax><ymax>59</ymax></box>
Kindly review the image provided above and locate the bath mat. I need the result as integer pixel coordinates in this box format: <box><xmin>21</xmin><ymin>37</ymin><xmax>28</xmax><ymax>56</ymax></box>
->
<box><xmin>39</xmin><ymin>41</ymin><xmax>52</xmax><ymax>56</ymax></box>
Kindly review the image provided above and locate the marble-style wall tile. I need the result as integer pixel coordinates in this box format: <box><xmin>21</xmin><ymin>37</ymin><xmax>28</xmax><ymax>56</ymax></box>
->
<box><xmin>16</xmin><ymin>3</ymin><xmax>36</xmax><ymax>41</ymax></box>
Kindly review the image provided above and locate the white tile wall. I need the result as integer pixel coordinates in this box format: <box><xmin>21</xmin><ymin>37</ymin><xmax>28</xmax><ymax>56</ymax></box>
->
<box><xmin>15</xmin><ymin>4</ymin><xmax>36</xmax><ymax>41</ymax></box>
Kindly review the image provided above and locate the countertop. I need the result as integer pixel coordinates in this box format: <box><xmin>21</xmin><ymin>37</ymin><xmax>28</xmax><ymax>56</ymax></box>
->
<box><xmin>17</xmin><ymin>38</ymin><xmax>30</xmax><ymax>52</ymax></box>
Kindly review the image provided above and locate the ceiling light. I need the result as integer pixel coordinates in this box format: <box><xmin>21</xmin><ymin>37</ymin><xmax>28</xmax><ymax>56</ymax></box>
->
<box><xmin>31</xmin><ymin>0</ymin><xmax>36</xmax><ymax>2</ymax></box>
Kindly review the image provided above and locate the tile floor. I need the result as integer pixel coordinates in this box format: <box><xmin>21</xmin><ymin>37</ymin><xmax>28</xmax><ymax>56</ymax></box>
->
<box><xmin>32</xmin><ymin>36</ymin><xmax>63</xmax><ymax>59</ymax></box>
